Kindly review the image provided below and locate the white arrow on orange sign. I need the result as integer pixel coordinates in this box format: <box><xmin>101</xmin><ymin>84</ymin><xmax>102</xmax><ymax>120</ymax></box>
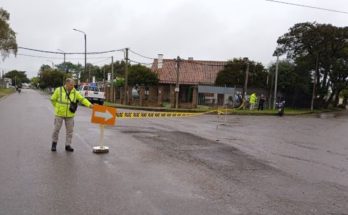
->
<box><xmin>95</xmin><ymin>109</ymin><xmax>113</xmax><ymax>121</ymax></box>
<box><xmin>91</xmin><ymin>105</ymin><xmax>116</xmax><ymax>126</ymax></box>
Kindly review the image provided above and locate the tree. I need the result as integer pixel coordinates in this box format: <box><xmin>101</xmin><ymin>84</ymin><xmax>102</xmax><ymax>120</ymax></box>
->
<box><xmin>4</xmin><ymin>70</ymin><xmax>29</xmax><ymax>86</ymax></box>
<box><xmin>128</xmin><ymin>64</ymin><xmax>159</xmax><ymax>86</ymax></box>
<box><xmin>215</xmin><ymin>58</ymin><xmax>268</xmax><ymax>88</ymax></box>
<box><xmin>100</xmin><ymin>61</ymin><xmax>126</xmax><ymax>80</ymax></box>
<box><xmin>0</xmin><ymin>8</ymin><xmax>17</xmax><ymax>60</ymax></box>
<box><xmin>275</xmin><ymin>22</ymin><xmax>348</xmax><ymax>108</ymax></box>
<box><xmin>31</xmin><ymin>77</ymin><xmax>40</xmax><ymax>88</ymax></box>
<box><xmin>38</xmin><ymin>65</ymin><xmax>67</xmax><ymax>89</ymax></box>
<box><xmin>269</xmin><ymin>60</ymin><xmax>311</xmax><ymax>108</ymax></box>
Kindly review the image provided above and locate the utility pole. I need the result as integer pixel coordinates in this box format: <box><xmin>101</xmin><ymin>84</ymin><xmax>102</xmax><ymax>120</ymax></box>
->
<box><xmin>111</xmin><ymin>56</ymin><xmax>114</xmax><ymax>102</ymax></box>
<box><xmin>57</xmin><ymin>49</ymin><xmax>66</xmax><ymax>73</ymax></box>
<box><xmin>84</xmin><ymin>33</ymin><xmax>87</xmax><ymax>82</ymax></box>
<box><xmin>311</xmin><ymin>53</ymin><xmax>319</xmax><ymax>112</ymax></box>
<box><xmin>175</xmin><ymin>56</ymin><xmax>181</xmax><ymax>109</ymax></box>
<box><xmin>273</xmin><ymin>54</ymin><xmax>279</xmax><ymax>110</ymax></box>
<box><xmin>124</xmin><ymin>48</ymin><xmax>129</xmax><ymax>105</ymax></box>
<box><xmin>242</xmin><ymin>59</ymin><xmax>249</xmax><ymax>102</ymax></box>
<box><xmin>103</xmin><ymin>66</ymin><xmax>105</xmax><ymax>97</ymax></box>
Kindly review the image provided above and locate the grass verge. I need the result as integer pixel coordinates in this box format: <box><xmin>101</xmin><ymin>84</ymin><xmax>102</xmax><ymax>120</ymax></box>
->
<box><xmin>0</xmin><ymin>88</ymin><xmax>15</xmax><ymax>99</ymax></box>
<box><xmin>104</xmin><ymin>101</ymin><xmax>343</xmax><ymax>116</ymax></box>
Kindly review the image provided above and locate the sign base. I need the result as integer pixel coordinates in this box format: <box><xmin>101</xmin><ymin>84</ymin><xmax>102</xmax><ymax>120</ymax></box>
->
<box><xmin>92</xmin><ymin>146</ymin><xmax>109</xmax><ymax>153</ymax></box>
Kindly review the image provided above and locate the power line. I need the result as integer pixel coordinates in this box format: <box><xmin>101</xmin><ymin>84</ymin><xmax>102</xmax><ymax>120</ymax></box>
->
<box><xmin>17</xmin><ymin>53</ymin><xmax>118</xmax><ymax>60</ymax></box>
<box><xmin>265</xmin><ymin>0</ymin><xmax>348</xmax><ymax>14</ymax></box>
<box><xmin>129</xmin><ymin>49</ymin><xmax>155</xmax><ymax>60</ymax></box>
<box><xmin>18</xmin><ymin>46</ymin><xmax>125</xmax><ymax>55</ymax></box>
<box><xmin>17</xmin><ymin>53</ymin><xmax>65</xmax><ymax>60</ymax></box>
<box><xmin>129</xmin><ymin>59</ymin><xmax>153</xmax><ymax>66</ymax></box>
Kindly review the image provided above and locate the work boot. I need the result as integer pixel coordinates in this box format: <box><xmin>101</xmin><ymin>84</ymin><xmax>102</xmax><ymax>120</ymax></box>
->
<box><xmin>51</xmin><ymin>142</ymin><xmax>57</xmax><ymax>152</ymax></box>
<box><xmin>65</xmin><ymin>145</ymin><xmax>74</xmax><ymax>152</ymax></box>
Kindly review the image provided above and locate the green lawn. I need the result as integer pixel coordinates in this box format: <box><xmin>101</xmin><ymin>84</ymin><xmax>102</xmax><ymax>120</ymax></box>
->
<box><xmin>221</xmin><ymin>109</ymin><xmax>308</xmax><ymax>115</ymax></box>
<box><xmin>0</xmin><ymin>88</ymin><xmax>15</xmax><ymax>98</ymax></box>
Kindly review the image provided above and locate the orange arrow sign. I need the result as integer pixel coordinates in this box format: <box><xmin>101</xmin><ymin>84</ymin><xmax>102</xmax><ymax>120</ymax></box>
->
<box><xmin>91</xmin><ymin>105</ymin><xmax>116</xmax><ymax>126</ymax></box>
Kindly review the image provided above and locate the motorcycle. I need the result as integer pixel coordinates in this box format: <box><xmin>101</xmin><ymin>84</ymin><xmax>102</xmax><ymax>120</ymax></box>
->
<box><xmin>16</xmin><ymin>87</ymin><xmax>21</xmax><ymax>94</ymax></box>
<box><xmin>276</xmin><ymin>100</ymin><xmax>285</xmax><ymax>116</ymax></box>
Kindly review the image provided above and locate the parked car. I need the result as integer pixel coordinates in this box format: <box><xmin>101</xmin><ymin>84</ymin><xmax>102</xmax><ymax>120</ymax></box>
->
<box><xmin>78</xmin><ymin>84</ymin><xmax>105</xmax><ymax>105</ymax></box>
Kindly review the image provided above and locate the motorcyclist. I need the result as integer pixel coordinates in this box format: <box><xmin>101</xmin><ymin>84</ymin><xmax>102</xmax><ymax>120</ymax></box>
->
<box><xmin>16</xmin><ymin>85</ymin><xmax>21</xmax><ymax>94</ymax></box>
<box><xmin>276</xmin><ymin>97</ymin><xmax>285</xmax><ymax>116</ymax></box>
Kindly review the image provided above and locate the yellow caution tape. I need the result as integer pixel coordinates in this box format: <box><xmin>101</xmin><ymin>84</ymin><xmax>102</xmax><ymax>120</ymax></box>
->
<box><xmin>115</xmin><ymin>109</ymin><xmax>220</xmax><ymax>119</ymax></box>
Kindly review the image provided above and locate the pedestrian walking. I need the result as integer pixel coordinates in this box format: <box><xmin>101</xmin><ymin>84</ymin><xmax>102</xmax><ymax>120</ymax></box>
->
<box><xmin>249</xmin><ymin>93</ymin><xmax>257</xmax><ymax>110</ymax></box>
<box><xmin>258</xmin><ymin>94</ymin><xmax>266</xmax><ymax>111</ymax></box>
<box><xmin>50</xmin><ymin>78</ymin><xmax>93</xmax><ymax>152</ymax></box>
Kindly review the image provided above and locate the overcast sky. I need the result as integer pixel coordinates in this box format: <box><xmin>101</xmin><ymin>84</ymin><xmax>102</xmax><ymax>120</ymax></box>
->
<box><xmin>1</xmin><ymin>0</ymin><xmax>348</xmax><ymax>78</ymax></box>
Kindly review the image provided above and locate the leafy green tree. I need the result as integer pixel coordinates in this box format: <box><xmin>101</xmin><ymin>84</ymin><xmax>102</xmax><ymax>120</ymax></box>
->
<box><xmin>0</xmin><ymin>8</ymin><xmax>17</xmax><ymax>60</ymax></box>
<box><xmin>115</xmin><ymin>77</ymin><xmax>124</xmax><ymax>87</ymax></box>
<box><xmin>56</xmin><ymin>62</ymin><xmax>80</xmax><ymax>73</ymax></box>
<box><xmin>31</xmin><ymin>77</ymin><xmax>40</xmax><ymax>88</ymax></box>
<box><xmin>128</xmin><ymin>64</ymin><xmax>159</xmax><ymax>86</ymax></box>
<box><xmin>215</xmin><ymin>58</ymin><xmax>267</xmax><ymax>88</ymax></box>
<box><xmin>100</xmin><ymin>61</ymin><xmax>126</xmax><ymax>80</ymax></box>
<box><xmin>38</xmin><ymin>65</ymin><xmax>68</xmax><ymax>89</ymax></box>
<box><xmin>4</xmin><ymin>70</ymin><xmax>29</xmax><ymax>86</ymax></box>
<box><xmin>269</xmin><ymin>60</ymin><xmax>311</xmax><ymax>108</ymax></box>
<box><xmin>275</xmin><ymin>22</ymin><xmax>348</xmax><ymax>108</ymax></box>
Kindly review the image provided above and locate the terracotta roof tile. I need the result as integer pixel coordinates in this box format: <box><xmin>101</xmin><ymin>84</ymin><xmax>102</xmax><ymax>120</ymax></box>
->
<box><xmin>151</xmin><ymin>59</ymin><xmax>226</xmax><ymax>85</ymax></box>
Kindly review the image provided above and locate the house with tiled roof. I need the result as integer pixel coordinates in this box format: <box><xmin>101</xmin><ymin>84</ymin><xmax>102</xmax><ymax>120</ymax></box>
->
<box><xmin>151</xmin><ymin>55</ymin><xmax>230</xmax><ymax>108</ymax></box>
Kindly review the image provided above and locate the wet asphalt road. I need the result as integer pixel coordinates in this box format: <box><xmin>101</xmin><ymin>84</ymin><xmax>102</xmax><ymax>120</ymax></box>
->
<box><xmin>0</xmin><ymin>89</ymin><xmax>348</xmax><ymax>215</ymax></box>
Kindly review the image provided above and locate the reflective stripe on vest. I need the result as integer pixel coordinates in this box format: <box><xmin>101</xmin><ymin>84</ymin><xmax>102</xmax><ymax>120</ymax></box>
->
<box><xmin>59</xmin><ymin>87</ymin><xmax>63</xmax><ymax>103</ymax></box>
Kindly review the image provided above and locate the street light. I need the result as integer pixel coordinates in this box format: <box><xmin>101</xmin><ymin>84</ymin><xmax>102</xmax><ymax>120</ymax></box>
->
<box><xmin>73</xmin><ymin>28</ymin><xmax>88</xmax><ymax>82</ymax></box>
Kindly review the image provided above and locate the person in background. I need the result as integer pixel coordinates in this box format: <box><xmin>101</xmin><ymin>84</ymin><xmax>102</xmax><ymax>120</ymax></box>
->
<box><xmin>249</xmin><ymin>93</ymin><xmax>257</xmax><ymax>110</ymax></box>
<box><xmin>258</xmin><ymin>94</ymin><xmax>266</xmax><ymax>111</ymax></box>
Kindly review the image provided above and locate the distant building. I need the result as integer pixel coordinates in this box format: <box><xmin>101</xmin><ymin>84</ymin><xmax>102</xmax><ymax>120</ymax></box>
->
<box><xmin>0</xmin><ymin>78</ymin><xmax>12</xmax><ymax>88</ymax></box>
<box><xmin>151</xmin><ymin>55</ymin><xmax>233</xmax><ymax>108</ymax></box>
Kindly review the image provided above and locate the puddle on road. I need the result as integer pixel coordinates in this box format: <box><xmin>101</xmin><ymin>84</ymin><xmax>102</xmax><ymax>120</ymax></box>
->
<box><xmin>318</xmin><ymin>113</ymin><xmax>337</xmax><ymax>119</ymax></box>
<box><xmin>318</xmin><ymin>111</ymin><xmax>348</xmax><ymax>119</ymax></box>
<box><xmin>120</xmin><ymin>129</ymin><xmax>275</xmax><ymax>177</ymax></box>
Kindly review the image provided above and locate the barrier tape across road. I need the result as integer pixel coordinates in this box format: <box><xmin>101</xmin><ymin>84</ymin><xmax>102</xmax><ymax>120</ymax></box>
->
<box><xmin>114</xmin><ymin>110</ymin><xmax>222</xmax><ymax>119</ymax></box>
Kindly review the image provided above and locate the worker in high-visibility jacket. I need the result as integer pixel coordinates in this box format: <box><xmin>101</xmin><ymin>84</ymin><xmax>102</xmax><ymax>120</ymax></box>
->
<box><xmin>50</xmin><ymin>78</ymin><xmax>93</xmax><ymax>152</ymax></box>
<box><xmin>249</xmin><ymin>93</ymin><xmax>257</xmax><ymax>110</ymax></box>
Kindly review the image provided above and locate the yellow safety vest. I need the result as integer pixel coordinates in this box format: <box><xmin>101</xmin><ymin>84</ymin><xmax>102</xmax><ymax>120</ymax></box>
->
<box><xmin>51</xmin><ymin>87</ymin><xmax>91</xmax><ymax>117</ymax></box>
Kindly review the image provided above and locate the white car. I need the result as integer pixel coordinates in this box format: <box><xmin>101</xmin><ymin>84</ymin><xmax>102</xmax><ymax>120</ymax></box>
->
<box><xmin>78</xmin><ymin>85</ymin><xmax>105</xmax><ymax>105</ymax></box>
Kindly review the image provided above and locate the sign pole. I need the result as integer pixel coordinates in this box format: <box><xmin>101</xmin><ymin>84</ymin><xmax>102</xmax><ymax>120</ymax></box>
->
<box><xmin>93</xmin><ymin>124</ymin><xmax>109</xmax><ymax>153</ymax></box>
<box><xmin>99</xmin><ymin>124</ymin><xmax>105</xmax><ymax>147</ymax></box>
<box><xmin>91</xmin><ymin>105</ymin><xmax>116</xmax><ymax>153</ymax></box>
